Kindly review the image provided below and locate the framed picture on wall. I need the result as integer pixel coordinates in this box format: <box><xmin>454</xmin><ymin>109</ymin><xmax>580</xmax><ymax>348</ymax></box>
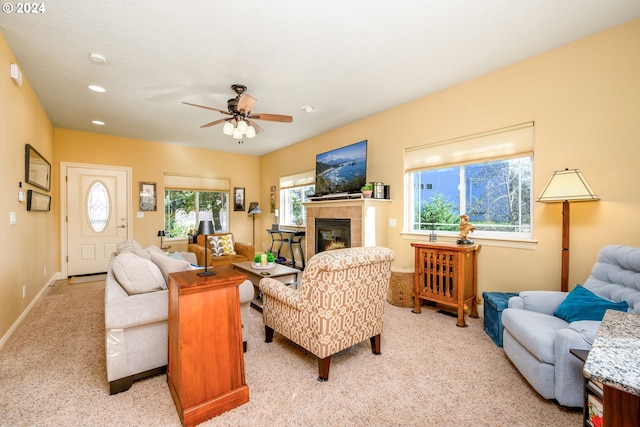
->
<box><xmin>270</xmin><ymin>193</ymin><xmax>276</xmax><ymax>213</ymax></box>
<box><xmin>26</xmin><ymin>190</ymin><xmax>51</xmax><ymax>211</ymax></box>
<box><xmin>139</xmin><ymin>182</ymin><xmax>156</xmax><ymax>211</ymax></box>
<box><xmin>234</xmin><ymin>187</ymin><xmax>245</xmax><ymax>211</ymax></box>
<box><xmin>25</xmin><ymin>144</ymin><xmax>51</xmax><ymax>191</ymax></box>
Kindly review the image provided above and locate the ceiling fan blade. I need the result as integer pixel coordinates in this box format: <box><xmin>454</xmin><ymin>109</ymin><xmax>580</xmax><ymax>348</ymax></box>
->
<box><xmin>237</xmin><ymin>93</ymin><xmax>257</xmax><ymax>113</ymax></box>
<box><xmin>249</xmin><ymin>113</ymin><xmax>293</xmax><ymax>123</ymax></box>
<box><xmin>247</xmin><ymin>119</ymin><xmax>264</xmax><ymax>134</ymax></box>
<box><xmin>182</xmin><ymin>101</ymin><xmax>231</xmax><ymax>115</ymax></box>
<box><xmin>201</xmin><ymin>117</ymin><xmax>232</xmax><ymax>128</ymax></box>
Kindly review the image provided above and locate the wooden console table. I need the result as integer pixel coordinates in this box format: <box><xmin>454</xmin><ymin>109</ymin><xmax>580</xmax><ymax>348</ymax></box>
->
<box><xmin>411</xmin><ymin>242</ymin><xmax>479</xmax><ymax>327</ymax></box>
<box><xmin>583</xmin><ymin>310</ymin><xmax>640</xmax><ymax>427</ymax></box>
<box><xmin>167</xmin><ymin>267</ymin><xmax>249</xmax><ymax>427</ymax></box>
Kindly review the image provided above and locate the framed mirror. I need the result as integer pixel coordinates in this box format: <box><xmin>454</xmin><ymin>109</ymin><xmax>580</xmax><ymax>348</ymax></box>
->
<box><xmin>27</xmin><ymin>190</ymin><xmax>51</xmax><ymax>212</ymax></box>
<box><xmin>25</xmin><ymin>144</ymin><xmax>51</xmax><ymax>191</ymax></box>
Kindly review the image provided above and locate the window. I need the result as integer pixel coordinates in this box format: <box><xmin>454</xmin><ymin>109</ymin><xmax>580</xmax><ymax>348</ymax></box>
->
<box><xmin>279</xmin><ymin>170</ymin><xmax>315</xmax><ymax>226</ymax></box>
<box><xmin>405</xmin><ymin>123</ymin><xmax>534</xmax><ymax>239</ymax></box>
<box><xmin>162</xmin><ymin>174</ymin><xmax>231</xmax><ymax>238</ymax></box>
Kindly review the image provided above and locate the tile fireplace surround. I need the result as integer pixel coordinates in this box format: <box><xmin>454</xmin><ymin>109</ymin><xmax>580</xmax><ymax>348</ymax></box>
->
<box><xmin>303</xmin><ymin>198</ymin><xmax>391</xmax><ymax>260</ymax></box>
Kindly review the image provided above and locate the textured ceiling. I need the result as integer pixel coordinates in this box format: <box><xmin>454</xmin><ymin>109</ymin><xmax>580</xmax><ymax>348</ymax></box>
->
<box><xmin>1</xmin><ymin>1</ymin><xmax>639</xmax><ymax>156</ymax></box>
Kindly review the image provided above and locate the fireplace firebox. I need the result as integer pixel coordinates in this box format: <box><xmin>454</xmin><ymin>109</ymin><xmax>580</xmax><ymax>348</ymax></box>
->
<box><xmin>315</xmin><ymin>218</ymin><xmax>351</xmax><ymax>254</ymax></box>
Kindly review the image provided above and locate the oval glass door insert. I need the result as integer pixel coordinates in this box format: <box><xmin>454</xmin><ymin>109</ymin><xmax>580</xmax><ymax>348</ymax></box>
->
<box><xmin>87</xmin><ymin>181</ymin><xmax>110</xmax><ymax>233</ymax></box>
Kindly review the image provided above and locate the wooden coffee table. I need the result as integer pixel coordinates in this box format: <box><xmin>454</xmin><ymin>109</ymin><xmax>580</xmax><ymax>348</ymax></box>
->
<box><xmin>232</xmin><ymin>261</ymin><xmax>300</xmax><ymax>312</ymax></box>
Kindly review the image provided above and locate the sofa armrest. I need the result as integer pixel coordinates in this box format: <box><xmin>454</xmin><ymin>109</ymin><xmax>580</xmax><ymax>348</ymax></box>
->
<box><xmin>510</xmin><ymin>290</ymin><xmax>568</xmax><ymax>315</ymax></box>
<box><xmin>179</xmin><ymin>251</ymin><xmax>197</xmax><ymax>265</ymax></box>
<box><xmin>259</xmin><ymin>277</ymin><xmax>306</xmax><ymax>310</ymax></box>
<box><xmin>188</xmin><ymin>243</ymin><xmax>208</xmax><ymax>266</ymax></box>
<box><xmin>234</xmin><ymin>242</ymin><xmax>255</xmax><ymax>261</ymax></box>
<box><xmin>105</xmin><ymin>289</ymin><xmax>168</xmax><ymax>329</ymax></box>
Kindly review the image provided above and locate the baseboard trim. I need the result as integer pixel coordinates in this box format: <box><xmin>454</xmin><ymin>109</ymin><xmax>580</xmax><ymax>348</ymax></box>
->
<box><xmin>0</xmin><ymin>272</ymin><xmax>62</xmax><ymax>352</ymax></box>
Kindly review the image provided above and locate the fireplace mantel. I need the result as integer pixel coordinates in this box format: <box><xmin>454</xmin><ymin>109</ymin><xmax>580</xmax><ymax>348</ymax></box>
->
<box><xmin>303</xmin><ymin>199</ymin><xmax>391</xmax><ymax>260</ymax></box>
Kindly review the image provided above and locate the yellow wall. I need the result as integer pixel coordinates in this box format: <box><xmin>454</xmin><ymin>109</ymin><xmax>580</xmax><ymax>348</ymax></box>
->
<box><xmin>2</xmin><ymin>19</ymin><xmax>640</xmax><ymax>344</ymax></box>
<box><xmin>0</xmin><ymin>33</ymin><xmax>56</xmax><ymax>342</ymax></box>
<box><xmin>53</xmin><ymin>129</ymin><xmax>260</xmax><ymax>253</ymax></box>
<box><xmin>259</xmin><ymin>19</ymin><xmax>640</xmax><ymax>295</ymax></box>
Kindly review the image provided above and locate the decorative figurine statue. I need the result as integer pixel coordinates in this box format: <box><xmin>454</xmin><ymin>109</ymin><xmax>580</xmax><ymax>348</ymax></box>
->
<box><xmin>457</xmin><ymin>214</ymin><xmax>475</xmax><ymax>244</ymax></box>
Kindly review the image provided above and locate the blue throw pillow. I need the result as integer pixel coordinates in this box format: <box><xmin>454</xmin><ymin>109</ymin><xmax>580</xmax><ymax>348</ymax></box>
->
<box><xmin>554</xmin><ymin>284</ymin><xmax>628</xmax><ymax>322</ymax></box>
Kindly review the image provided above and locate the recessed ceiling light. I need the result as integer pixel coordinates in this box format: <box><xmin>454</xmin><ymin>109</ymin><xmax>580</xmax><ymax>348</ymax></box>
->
<box><xmin>302</xmin><ymin>105</ymin><xmax>315</xmax><ymax>113</ymax></box>
<box><xmin>92</xmin><ymin>120</ymin><xmax>105</xmax><ymax>126</ymax></box>
<box><xmin>89</xmin><ymin>53</ymin><xmax>107</xmax><ymax>64</ymax></box>
<box><xmin>88</xmin><ymin>85</ymin><xmax>106</xmax><ymax>93</ymax></box>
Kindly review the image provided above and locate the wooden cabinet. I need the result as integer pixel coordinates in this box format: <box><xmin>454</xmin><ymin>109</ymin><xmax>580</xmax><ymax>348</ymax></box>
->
<box><xmin>167</xmin><ymin>267</ymin><xmax>249</xmax><ymax>427</ymax></box>
<box><xmin>572</xmin><ymin>348</ymin><xmax>640</xmax><ymax>427</ymax></box>
<box><xmin>411</xmin><ymin>242</ymin><xmax>479</xmax><ymax>327</ymax></box>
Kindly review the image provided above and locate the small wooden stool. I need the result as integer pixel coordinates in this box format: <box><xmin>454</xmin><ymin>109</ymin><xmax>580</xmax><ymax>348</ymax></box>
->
<box><xmin>387</xmin><ymin>267</ymin><xmax>414</xmax><ymax>308</ymax></box>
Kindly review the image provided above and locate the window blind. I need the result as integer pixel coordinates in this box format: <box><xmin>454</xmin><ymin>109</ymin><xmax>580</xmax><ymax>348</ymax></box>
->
<box><xmin>404</xmin><ymin>122</ymin><xmax>534</xmax><ymax>172</ymax></box>
<box><xmin>163</xmin><ymin>173</ymin><xmax>230</xmax><ymax>191</ymax></box>
<box><xmin>279</xmin><ymin>170</ymin><xmax>315</xmax><ymax>189</ymax></box>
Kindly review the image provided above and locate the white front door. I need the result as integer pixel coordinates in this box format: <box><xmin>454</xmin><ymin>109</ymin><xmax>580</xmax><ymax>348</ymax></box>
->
<box><xmin>64</xmin><ymin>164</ymin><xmax>131</xmax><ymax>276</ymax></box>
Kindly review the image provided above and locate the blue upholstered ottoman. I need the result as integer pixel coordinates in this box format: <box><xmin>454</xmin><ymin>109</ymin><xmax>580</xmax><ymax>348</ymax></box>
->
<box><xmin>483</xmin><ymin>292</ymin><xmax>518</xmax><ymax>347</ymax></box>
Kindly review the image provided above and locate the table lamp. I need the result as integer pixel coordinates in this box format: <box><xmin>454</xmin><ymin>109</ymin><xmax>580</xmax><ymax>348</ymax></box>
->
<box><xmin>248</xmin><ymin>202</ymin><xmax>261</xmax><ymax>246</ymax></box>
<box><xmin>196</xmin><ymin>219</ymin><xmax>216</xmax><ymax>277</ymax></box>
<box><xmin>537</xmin><ymin>168</ymin><xmax>599</xmax><ymax>292</ymax></box>
<box><xmin>157</xmin><ymin>230</ymin><xmax>170</xmax><ymax>250</ymax></box>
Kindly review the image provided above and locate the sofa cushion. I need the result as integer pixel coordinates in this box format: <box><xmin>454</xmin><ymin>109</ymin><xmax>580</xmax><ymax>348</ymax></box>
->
<box><xmin>111</xmin><ymin>252</ymin><xmax>166</xmax><ymax>295</ymax></box>
<box><xmin>149</xmin><ymin>250</ymin><xmax>191</xmax><ymax>284</ymax></box>
<box><xmin>502</xmin><ymin>308</ymin><xmax>569</xmax><ymax>364</ymax></box>
<box><xmin>208</xmin><ymin>235</ymin><xmax>225</xmax><ymax>257</ymax></box>
<box><xmin>554</xmin><ymin>284</ymin><xmax>628</xmax><ymax>322</ymax></box>
<box><xmin>117</xmin><ymin>239</ymin><xmax>151</xmax><ymax>260</ymax></box>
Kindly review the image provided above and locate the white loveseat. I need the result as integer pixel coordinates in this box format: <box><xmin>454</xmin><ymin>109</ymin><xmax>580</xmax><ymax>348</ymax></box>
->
<box><xmin>105</xmin><ymin>240</ymin><xmax>254</xmax><ymax>394</ymax></box>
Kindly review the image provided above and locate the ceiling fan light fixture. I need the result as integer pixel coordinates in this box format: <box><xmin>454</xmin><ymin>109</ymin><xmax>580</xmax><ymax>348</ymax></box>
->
<box><xmin>237</xmin><ymin>120</ymin><xmax>248</xmax><ymax>133</ymax></box>
<box><xmin>232</xmin><ymin>127</ymin><xmax>243</xmax><ymax>139</ymax></box>
<box><xmin>246</xmin><ymin>126</ymin><xmax>256</xmax><ymax>138</ymax></box>
<box><xmin>222</xmin><ymin>122</ymin><xmax>234</xmax><ymax>135</ymax></box>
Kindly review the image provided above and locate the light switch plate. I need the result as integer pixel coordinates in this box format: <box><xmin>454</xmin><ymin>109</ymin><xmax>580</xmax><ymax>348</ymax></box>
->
<box><xmin>10</xmin><ymin>212</ymin><xmax>16</xmax><ymax>225</ymax></box>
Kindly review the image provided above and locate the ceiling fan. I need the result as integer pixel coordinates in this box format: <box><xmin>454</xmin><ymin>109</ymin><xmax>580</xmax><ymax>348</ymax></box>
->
<box><xmin>183</xmin><ymin>84</ymin><xmax>293</xmax><ymax>142</ymax></box>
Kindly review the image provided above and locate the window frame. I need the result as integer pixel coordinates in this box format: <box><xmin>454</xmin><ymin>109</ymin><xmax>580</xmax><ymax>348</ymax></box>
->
<box><xmin>403</xmin><ymin>123</ymin><xmax>535</xmax><ymax>245</ymax></box>
<box><xmin>279</xmin><ymin>170</ymin><xmax>315</xmax><ymax>227</ymax></box>
<box><xmin>163</xmin><ymin>189</ymin><xmax>230</xmax><ymax>239</ymax></box>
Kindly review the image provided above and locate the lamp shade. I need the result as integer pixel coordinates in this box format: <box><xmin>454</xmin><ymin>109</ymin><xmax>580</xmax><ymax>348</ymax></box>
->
<box><xmin>537</xmin><ymin>168</ymin><xmax>599</xmax><ymax>203</ymax></box>
<box><xmin>248</xmin><ymin>202</ymin><xmax>261</xmax><ymax>215</ymax></box>
<box><xmin>157</xmin><ymin>230</ymin><xmax>166</xmax><ymax>237</ymax></box>
<box><xmin>197</xmin><ymin>220</ymin><xmax>215</xmax><ymax>235</ymax></box>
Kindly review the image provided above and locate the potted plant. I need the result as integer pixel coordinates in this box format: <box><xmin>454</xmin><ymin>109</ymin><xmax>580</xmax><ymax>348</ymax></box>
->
<box><xmin>361</xmin><ymin>183</ymin><xmax>373</xmax><ymax>198</ymax></box>
<box><xmin>253</xmin><ymin>252</ymin><xmax>276</xmax><ymax>269</ymax></box>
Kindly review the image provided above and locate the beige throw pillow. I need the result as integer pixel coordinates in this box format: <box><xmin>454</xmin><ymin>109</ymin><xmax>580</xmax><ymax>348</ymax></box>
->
<box><xmin>111</xmin><ymin>252</ymin><xmax>165</xmax><ymax>295</ymax></box>
<box><xmin>150</xmin><ymin>250</ymin><xmax>191</xmax><ymax>284</ymax></box>
<box><xmin>116</xmin><ymin>239</ymin><xmax>151</xmax><ymax>260</ymax></box>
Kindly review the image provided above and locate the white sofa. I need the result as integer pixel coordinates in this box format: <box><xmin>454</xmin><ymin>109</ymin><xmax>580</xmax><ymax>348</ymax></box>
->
<box><xmin>105</xmin><ymin>240</ymin><xmax>254</xmax><ymax>394</ymax></box>
<box><xmin>502</xmin><ymin>245</ymin><xmax>640</xmax><ymax>407</ymax></box>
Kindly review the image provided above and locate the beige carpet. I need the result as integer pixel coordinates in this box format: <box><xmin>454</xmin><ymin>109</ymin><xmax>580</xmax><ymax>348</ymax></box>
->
<box><xmin>0</xmin><ymin>281</ymin><xmax>581</xmax><ymax>426</ymax></box>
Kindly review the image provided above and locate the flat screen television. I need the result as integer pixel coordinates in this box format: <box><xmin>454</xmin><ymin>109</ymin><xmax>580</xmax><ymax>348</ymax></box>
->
<box><xmin>315</xmin><ymin>140</ymin><xmax>367</xmax><ymax>195</ymax></box>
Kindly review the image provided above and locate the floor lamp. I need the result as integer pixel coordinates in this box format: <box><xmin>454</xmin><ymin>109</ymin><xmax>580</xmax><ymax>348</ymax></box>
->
<box><xmin>537</xmin><ymin>168</ymin><xmax>599</xmax><ymax>292</ymax></box>
<box><xmin>196</xmin><ymin>219</ymin><xmax>216</xmax><ymax>277</ymax></box>
<box><xmin>248</xmin><ymin>202</ymin><xmax>261</xmax><ymax>246</ymax></box>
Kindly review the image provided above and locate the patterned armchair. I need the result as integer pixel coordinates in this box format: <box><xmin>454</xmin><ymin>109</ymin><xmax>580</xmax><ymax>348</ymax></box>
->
<box><xmin>259</xmin><ymin>246</ymin><xmax>395</xmax><ymax>381</ymax></box>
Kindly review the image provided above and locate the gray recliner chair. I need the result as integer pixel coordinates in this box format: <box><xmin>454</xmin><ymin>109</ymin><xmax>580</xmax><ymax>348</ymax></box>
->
<box><xmin>501</xmin><ymin>245</ymin><xmax>640</xmax><ymax>407</ymax></box>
